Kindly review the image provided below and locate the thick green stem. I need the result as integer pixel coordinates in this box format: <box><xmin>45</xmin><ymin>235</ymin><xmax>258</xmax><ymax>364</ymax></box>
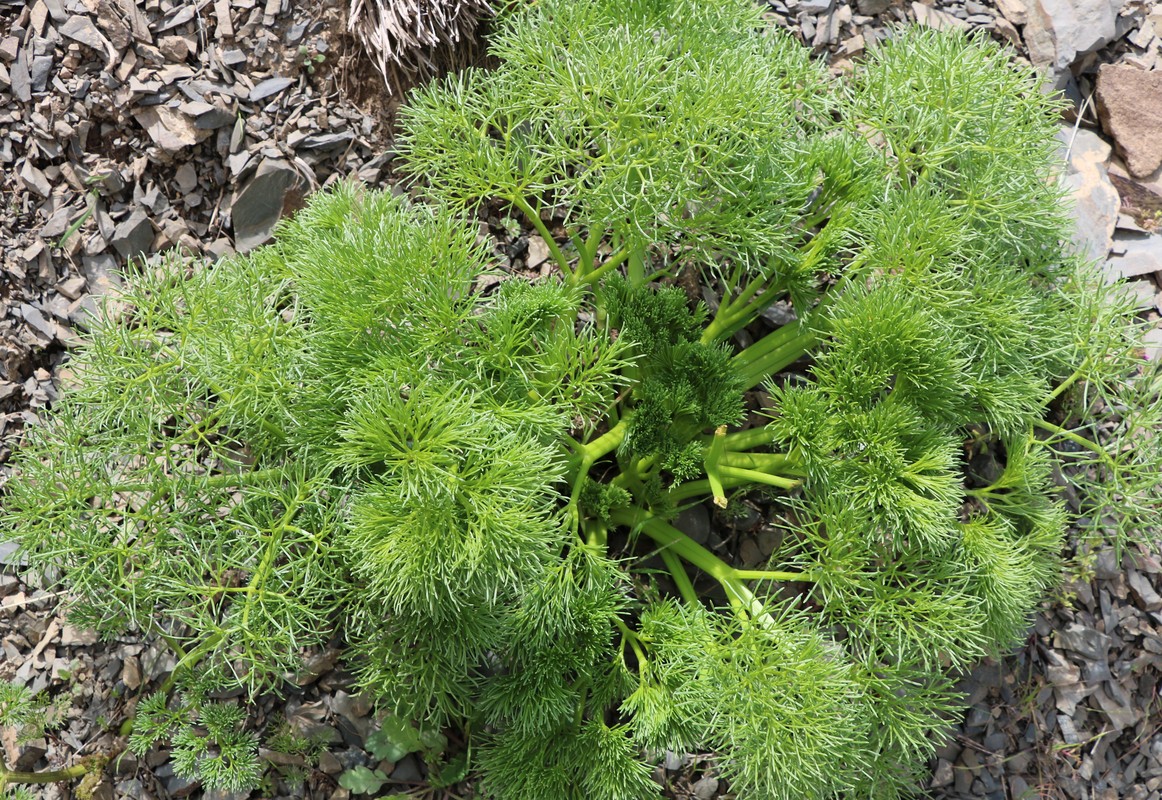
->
<box><xmin>734</xmin><ymin>331</ymin><xmax>818</xmax><ymax>390</ymax></box>
<box><xmin>703</xmin><ymin>276</ymin><xmax>773</xmax><ymax>343</ymax></box>
<box><xmin>571</xmin><ymin>228</ymin><xmax>601</xmax><ymax>273</ymax></box>
<box><xmin>734</xmin><ymin>568</ymin><xmax>811</xmax><ymax>582</ymax></box>
<box><xmin>732</xmin><ymin>319</ymin><xmax>808</xmax><ymax>371</ymax></box>
<box><xmin>574</xmin><ymin>417</ymin><xmax>630</xmax><ymax>465</ymax></box>
<box><xmin>714</xmin><ymin>426</ymin><xmax>775</xmax><ymax>452</ymax></box>
<box><xmin>111</xmin><ymin>465</ymin><xmax>287</xmax><ymax>494</ymax></box>
<box><xmin>1043</xmin><ymin>359</ymin><xmax>1089</xmax><ymax>406</ymax></box>
<box><xmin>666</xmin><ymin>473</ymin><xmax>756</xmax><ymax>504</ymax></box>
<box><xmin>0</xmin><ymin>759</ymin><xmax>105</xmax><ymax>788</ymax></box>
<box><xmin>510</xmin><ymin>194</ymin><xmax>574</xmax><ymax>279</ymax></box>
<box><xmin>704</xmin><ymin>280</ymin><xmax>792</xmax><ymax>344</ymax></box>
<box><xmin>659</xmin><ymin>548</ymin><xmax>699</xmax><ymax>605</ymax></box>
<box><xmin>610</xmin><ymin>507</ymin><xmax>798</xmax><ymax>619</ymax></box>
<box><xmin>1033</xmin><ymin>419</ymin><xmax>1117</xmax><ymax>471</ymax></box>
<box><xmin>703</xmin><ymin>426</ymin><xmax>730</xmax><ymax>508</ymax></box>
<box><xmin>719</xmin><ymin>450</ymin><xmax>801</xmax><ymax>473</ymax></box>
<box><xmin>627</xmin><ymin>247</ymin><xmax>646</xmax><ymax>287</ymax></box>
<box><xmin>573</xmin><ymin>247</ymin><xmax>630</xmax><ymax>287</ymax></box>
<box><xmin>717</xmin><ymin>465</ymin><xmax>801</xmax><ymax>491</ymax></box>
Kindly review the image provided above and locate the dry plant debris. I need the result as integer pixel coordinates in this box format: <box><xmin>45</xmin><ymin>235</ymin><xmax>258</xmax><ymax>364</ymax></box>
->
<box><xmin>347</xmin><ymin>0</ymin><xmax>493</xmax><ymax>93</ymax></box>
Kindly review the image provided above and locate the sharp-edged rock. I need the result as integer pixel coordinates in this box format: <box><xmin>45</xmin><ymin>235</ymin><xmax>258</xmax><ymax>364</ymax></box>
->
<box><xmin>994</xmin><ymin>0</ymin><xmax>1028</xmax><ymax>24</ymax></box>
<box><xmin>133</xmin><ymin>105</ymin><xmax>204</xmax><ymax>152</ymax></box>
<box><xmin>1096</xmin><ymin>64</ymin><xmax>1162</xmax><ymax>179</ymax></box>
<box><xmin>1060</xmin><ymin>126</ymin><xmax>1120</xmax><ymax>264</ymax></box>
<box><xmin>1056</xmin><ymin>622</ymin><xmax>1113</xmax><ymax>661</ymax></box>
<box><xmin>248</xmin><ymin>75</ymin><xmax>295</xmax><ymax>102</ymax></box>
<box><xmin>111</xmin><ymin>209</ymin><xmax>153</xmax><ymax>260</ymax></box>
<box><xmin>230</xmin><ymin>158</ymin><xmax>303</xmax><ymax>253</ymax></box>
<box><xmin>1025</xmin><ymin>0</ymin><xmax>1124</xmax><ymax>79</ymax></box>
<box><xmin>912</xmin><ymin>2</ymin><xmax>969</xmax><ymax>29</ymax></box>
<box><xmin>1106</xmin><ymin>232</ymin><xmax>1162</xmax><ymax>280</ymax></box>
<box><xmin>59</xmin><ymin>14</ymin><xmax>111</xmax><ymax>55</ymax></box>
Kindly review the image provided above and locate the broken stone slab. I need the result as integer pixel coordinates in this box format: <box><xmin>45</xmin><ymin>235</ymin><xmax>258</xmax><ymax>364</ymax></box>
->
<box><xmin>299</xmin><ymin>131</ymin><xmax>355</xmax><ymax>150</ymax></box>
<box><xmin>39</xmin><ymin>204</ymin><xmax>76</xmax><ymax>239</ymax></box>
<box><xmin>157</xmin><ymin>35</ymin><xmax>190</xmax><ymax>61</ymax></box>
<box><xmin>111</xmin><ymin>209</ymin><xmax>154</xmax><ymax>260</ymax></box>
<box><xmin>1096</xmin><ymin>64</ymin><xmax>1162</xmax><ymax>179</ymax></box>
<box><xmin>174</xmin><ymin>162</ymin><xmax>198</xmax><ymax>194</ymax></box>
<box><xmin>1025</xmin><ymin>0</ymin><xmax>1124</xmax><ymax>79</ymax></box>
<box><xmin>248</xmin><ymin>76</ymin><xmax>294</xmax><ymax>102</ymax></box>
<box><xmin>526</xmin><ymin>234</ymin><xmax>550</xmax><ymax>269</ymax></box>
<box><xmin>1056</xmin><ymin>621</ymin><xmax>1113</xmax><ymax>661</ymax></box>
<box><xmin>1106</xmin><ymin>232</ymin><xmax>1162</xmax><ymax>280</ymax></box>
<box><xmin>912</xmin><ymin>2</ymin><xmax>969</xmax><ymax>30</ymax></box>
<box><xmin>56</xmin><ymin>275</ymin><xmax>86</xmax><ymax>300</ymax></box>
<box><xmin>1057</xmin><ymin>713</ymin><xmax>1082</xmax><ymax>745</ymax></box>
<box><xmin>95</xmin><ymin>1</ymin><xmax>132</xmax><ymax>52</ymax></box>
<box><xmin>28</xmin><ymin>54</ymin><xmax>52</xmax><ymax>92</ymax></box>
<box><xmin>231</xmin><ymin>158</ymin><xmax>303</xmax><ymax>253</ymax></box>
<box><xmin>1092</xmin><ymin>684</ymin><xmax>1140</xmax><ymax>731</ymax></box>
<box><xmin>60</xmin><ymin>14</ymin><xmax>112</xmax><ymax>54</ymax></box>
<box><xmin>16</xmin><ymin>304</ymin><xmax>56</xmax><ymax>341</ymax></box>
<box><xmin>8</xmin><ymin>48</ymin><xmax>30</xmax><ymax>102</ymax></box>
<box><xmin>1128</xmin><ymin>569</ymin><xmax>1162</xmax><ymax>611</ymax></box>
<box><xmin>0</xmin><ymin>36</ymin><xmax>19</xmax><ymax>62</ymax></box>
<box><xmin>994</xmin><ymin>0</ymin><xmax>1028</xmax><ymax>24</ymax></box>
<box><xmin>19</xmin><ymin>160</ymin><xmax>52</xmax><ymax>198</ymax></box>
<box><xmin>133</xmin><ymin>105</ymin><xmax>204</xmax><ymax>152</ymax></box>
<box><xmin>194</xmin><ymin>105</ymin><xmax>236</xmax><ymax>130</ymax></box>
<box><xmin>1059</xmin><ymin>126</ymin><xmax>1120</xmax><ymax>264</ymax></box>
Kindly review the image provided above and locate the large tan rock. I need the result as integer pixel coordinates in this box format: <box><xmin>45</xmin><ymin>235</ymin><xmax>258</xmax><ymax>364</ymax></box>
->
<box><xmin>1096</xmin><ymin>65</ymin><xmax>1162</xmax><ymax>179</ymax></box>
<box><xmin>1058</xmin><ymin>126</ymin><xmax>1119</xmax><ymax>265</ymax></box>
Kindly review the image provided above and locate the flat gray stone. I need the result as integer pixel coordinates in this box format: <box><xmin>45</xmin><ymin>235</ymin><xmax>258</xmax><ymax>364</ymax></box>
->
<box><xmin>930</xmin><ymin>758</ymin><xmax>954</xmax><ymax>788</ymax></box>
<box><xmin>8</xmin><ymin>50</ymin><xmax>29</xmax><ymax>102</ymax></box>
<box><xmin>231</xmin><ymin>159</ymin><xmax>301</xmax><ymax>253</ymax></box>
<box><xmin>1107</xmin><ymin>233</ymin><xmax>1162</xmax><ymax>280</ymax></box>
<box><xmin>1128</xmin><ymin>569</ymin><xmax>1162</xmax><ymax>611</ymax></box>
<box><xmin>692</xmin><ymin>777</ymin><xmax>719</xmax><ymax>800</ymax></box>
<box><xmin>1025</xmin><ymin>0</ymin><xmax>1123</xmax><ymax>73</ymax></box>
<box><xmin>1055</xmin><ymin>621</ymin><xmax>1112</xmax><ymax>661</ymax></box>
<box><xmin>194</xmin><ymin>106</ymin><xmax>236</xmax><ymax>130</ymax></box>
<box><xmin>29</xmin><ymin>54</ymin><xmax>52</xmax><ymax>92</ymax></box>
<box><xmin>673</xmin><ymin>504</ymin><xmax>711</xmax><ymax>546</ymax></box>
<box><xmin>1060</xmin><ymin>126</ymin><xmax>1119</xmax><ymax>265</ymax></box>
<box><xmin>19</xmin><ymin>161</ymin><xmax>51</xmax><ymax>198</ymax></box>
<box><xmin>18</xmin><ymin>303</ymin><xmax>56</xmax><ymax>341</ymax></box>
<box><xmin>112</xmin><ymin>210</ymin><xmax>154</xmax><ymax>260</ymax></box>
<box><xmin>248</xmin><ymin>76</ymin><xmax>294</xmax><ymax>102</ymax></box>
<box><xmin>60</xmin><ymin>15</ymin><xmax>109</xmax><ymax>52</ymax></box>
<box><xmin>1093</xmin><ymin>684</ymin><xmax>1139</xmax><ymax>731</ymax></box>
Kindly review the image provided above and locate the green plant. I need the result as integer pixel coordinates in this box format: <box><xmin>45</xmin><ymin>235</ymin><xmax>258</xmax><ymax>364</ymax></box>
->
<box><xmin>296</xmin><ymin>44</ymin><xmax>326</xmax><ymax>75</ymax></box>
<box><xmin>1</xmin><ymin>681</ymin><xmax>106</xmax><ymax>797</ymax></box>
<box><xmin>129</xmin><ymin>691</ymin><xmax>261</xmax><ymax>792</ymax></box>
<box><xmin>5</xmin><ymin>1</ymin><xmax>1160</xmax><ymax>798</ymax></box>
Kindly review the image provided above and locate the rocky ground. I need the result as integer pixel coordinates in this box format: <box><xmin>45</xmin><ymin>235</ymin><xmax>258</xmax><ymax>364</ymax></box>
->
<box><xmin>1</xmin><ymin>0</ymin><xmax>1161</xmax><ymax>798</ymax></box>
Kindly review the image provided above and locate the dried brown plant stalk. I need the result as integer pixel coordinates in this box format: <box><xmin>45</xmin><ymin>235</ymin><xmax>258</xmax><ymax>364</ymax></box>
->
<box><xmin>348</xmin><ymin>0</ymin><xmax>494</xmax><ymax>93</ymax></box>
